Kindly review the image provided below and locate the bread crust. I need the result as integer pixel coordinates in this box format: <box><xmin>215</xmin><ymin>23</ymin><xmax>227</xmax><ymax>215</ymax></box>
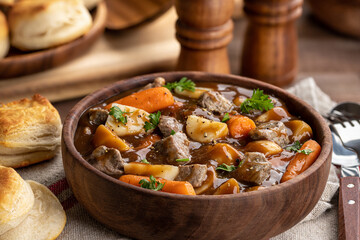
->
<box><xmin>0</xmin><ymin>11</ymin><xmax>9</xmax><ymax>58</ymax></box>
<box><xmin>0</xmin><ymin>180</ymin><xmax>66</xmax><ymax>240</ymax></box>
<box><xmin>0</xmin><ymin>0</ymin><xmax>14</xmax><ymax>7</ymax></box>
<box><xmin>0</xmin><ymin>166</ymin><xmax>34</xmax><ymax>235</ymax></box>
<box><xmin>0</xmin><ymin>94</ymin><xmax>61</xmax><ymax>168</ymax></box>
<box><xmin>8</xmin><ymin>0</ymin><xmax>93</xmax><ymax>51</ymax></box>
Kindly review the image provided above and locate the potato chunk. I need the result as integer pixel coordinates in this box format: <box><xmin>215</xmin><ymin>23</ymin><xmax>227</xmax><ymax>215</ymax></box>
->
<box><xmin>174</xmin><ymin>87</ymin><xmax>211</xmax><ymax>99</ymax></box>
<box><xmin>105</xmin><ymin>103</ymin><xmax>150</xmax><ymax>137</ymax></box>
<box><xmin>207</xmin><ymin>143</ymin><xmax>243</xmax><ymax>165</ymax></box>
<box><xmin>255</xmin><ymin>106</ymin><xmax>292</xmax><ymax>123</ymax></box>
<box><xmin>194</xmin><ymin>168</ymin><xmax>216</xmax><ymax>195</ymax></box>
<box><xmin>245</xmin><ymin>140</ymin><xmax>282</xmax><ymax>156</ymax></box>
<box><xmin>186</xmin><ymin>115</ymin><xmax>228</xmax><ymax>143</ymax></box>
<box><xmin>124</xmin><ymin>162</ymin><xmax>179</xmax><ymax>180</ymax></box>
<box><xmin>213</xmin><ymin>178</ymin><xmax>240</xmax><ymax>195</ymax></box>
<box><xmin>284</xmin><ymin>120</ymin><xmax>313</xmax><ymax>143</ymax></box>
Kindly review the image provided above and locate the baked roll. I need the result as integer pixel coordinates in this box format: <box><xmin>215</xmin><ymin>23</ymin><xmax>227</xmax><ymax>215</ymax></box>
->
<box><xmin>0</xmin><ymin>94</ymin><xmax>62</xmax><ymax>168</ymax></box>
<box><xmin>8</xmin><ymin>0</ymin><xmax>93</xmax><ymax>51</ymax></box>
<box><xmin>0</xmin><ymin>0</ymin><xmax>14</xmax><ymax>7</ymax></box>
<box><xmin>82</xmin><ymin>0</ymin><xmax>102</xmax><ymax>10</ymax></box>
<box><xmin>0</xmin><ymin>180</ymin><xmax>66</xmax><ymax>240</ymax></box>
<box><xmin>0</xmin><ymin>166</ymin><xmax>34</xmax><ymax>235</ymax></box>
<box><xmin>0</xmin><ymin>11</ymin><xmax>9</xmax><ymax>58</ymax></box>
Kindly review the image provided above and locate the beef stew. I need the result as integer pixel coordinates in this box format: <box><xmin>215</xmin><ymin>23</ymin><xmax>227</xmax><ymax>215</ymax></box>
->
<box><xmin>74</xmin><ymin>77</ymin><xmax>321</xmax><ymax>195</ymax></box>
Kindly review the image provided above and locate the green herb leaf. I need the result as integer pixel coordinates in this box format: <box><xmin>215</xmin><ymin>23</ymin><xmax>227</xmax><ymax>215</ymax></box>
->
<box><xmin>165</xmin><ymin>77</ymin><xmax>196</xmax><ymax>92</ymax></box>
<box><xmin>240</xmin><ymin>89</ymin><xmax>274</xmax><ymax>114</ymax></box>
<box><xmin>175</xmin><ymin>158</ymin><xmax>190</xmax><ymax>162</ymax></box>
<box><xmin>144</xmin><ymin>111</ymin><xmax>161</xmax><ymax>132</ymax></box>
<box><xmin>216</xmin><ymin>163</ymin><xmax>237</xmax><ymax>172</ymax></box>
<box><xmin>298</xmin><ymin>149</ymin><xmax>314</xmax><ymax>155</ymax></box>
<box><xmin>285</xmin><ymin>141</ymin><xmax>302</xmax><ymax>152</ymax></box>
<box><xmin>286</xmin><ymin>141</ymin><xmax>314</xmax><ymax>155</ymax></box>
<box><xmin>139</xmin><ymin>175</ymin><xmax>165</xmax><ymax>191</ymax></box>
<box><xmin>109</xmin><ymin>106</ymin><xmax>131</xmax><ymax>125</ymax></box>
<box><xmin>222</xmin><ymin>113</ymin><xmax>230</xmax><ymax>122</ymax></box>
<box><xmin>170</xmin><ymin>130</ymin><xmax>176</xmax><ymax>135</ymax></box>
<box><xmin>141</xmin><ymin>159</ymin><xmax>150</xmax><ymax>164</ymax></box>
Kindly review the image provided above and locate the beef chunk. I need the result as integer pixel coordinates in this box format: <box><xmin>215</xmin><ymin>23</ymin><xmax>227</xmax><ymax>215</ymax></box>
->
<box><xmin>158</xmin><ymin>116</ymin><xmax>182</xmax><ymax>137</ymax></box>
<box><xmin>175</xmin><ymin>164</ymin><xmax>207</xmax><ymax>187</ymax></box>
<box><xmin>232</xmin><ymin>152</ymin><xmax>271</xmax><ymax>185</ymax></box>
<box><xmin>140</xmin><ymin>77</ymin><xmax>166</xmax><ymax>91</ymax></box>
<box><xmin>88</xmin><ymin>146</ymin><xmax>124</xmax><ymax>178</ymax></box>
<box><xmin>198</xmin><ymin>91</ymin><xmax>233</xmax><ymax>113</ymax></box>
<box><xmin>249</xmin><ymin>121</ymin><xmax>290</xmax><ymax>148</ymax></box>
<box><xmin>154</xmin><ymin>132</ymin><xmax>190</xmax><ymax>165</ymax></box>
<box><xmin>89</xmin><ymin>108</ymin><xmax>109</xmax><ymax>125</ymax></box>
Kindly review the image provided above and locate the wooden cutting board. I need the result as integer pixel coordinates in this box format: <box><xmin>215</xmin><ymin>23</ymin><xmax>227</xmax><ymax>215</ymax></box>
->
<box><xmin>0</xmin><ymin>8</ymin><xmax>179</xmax><ymax>103</ymax></box>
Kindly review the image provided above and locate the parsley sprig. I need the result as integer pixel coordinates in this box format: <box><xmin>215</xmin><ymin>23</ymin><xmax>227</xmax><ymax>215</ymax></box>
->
<box><xmin>286</xmin><ymin>141</ymin><xmax>314</xmax><ymax>155</ymax></box>
<box><xmin>139</xmin><ymin>175</ymin><xmax>165</xmax><ymax>191</ymax></box>
<box><xmin>141</xmin><ymin>159</ymin><xmax>150</xmax><ymax>164</ymax></box>
<box><xmin>222</xmin><ymin>113</ymin><xmax>230</xmax><ymax>122</ymax></box>
<box><xmin>109</xmin><ymin>106</ymin><xmax>131</xmax><ymax>125</ymax></box>
<box><xmin>240</xmin><ymin>89</ymin><xmax>274</xmax><ymax>114</ymax></box>
<box><xmin>216</xmin><ymin>163</ymin><xmax>237</xmax><ymax>172</ymax></box>
<box><xmin>165</xmin><ymin>77</ymin><xmax>196</xmax><ymax>92</ymax></box>
<box><xmin>144</xmin><ymin>111</ymin><xmax>161</xmax><ymax>132</ymax></box>
<box><xmin>175</xmin><ymin>158</ymin><xmax>190</xmax><ymax>162</ymax></box>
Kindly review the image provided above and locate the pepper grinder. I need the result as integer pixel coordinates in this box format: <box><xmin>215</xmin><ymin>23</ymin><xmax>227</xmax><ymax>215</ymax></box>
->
<box><xmin>240</xmin><ymin>0</ymin><xmax>303</xmax><ymax>87</ymax></box>
<box><xmin>174</xmin><ymin>0</ymin><xmax>234</xmax><ymax>74</ymax></box>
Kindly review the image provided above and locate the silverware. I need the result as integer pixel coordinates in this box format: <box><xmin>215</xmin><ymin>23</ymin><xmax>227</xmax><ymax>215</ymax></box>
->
<box><xmin>327</xmin><ymin>102</ymin><xmax>360</xmax><ymax>240</ymax></box>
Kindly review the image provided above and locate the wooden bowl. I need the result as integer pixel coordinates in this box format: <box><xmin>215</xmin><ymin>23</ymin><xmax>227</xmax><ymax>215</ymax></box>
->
<box><xmin>105</xmin><ymin>0</ymin><xmax>172</xmax><ymax>30</ymax></box>
<box><xmin>307</xmin><ymin>0</ymin><xmax>360</xmax><ymax>38</ymax></box>
<box><xmin>0</xmin><ymin>2</ymin><xmax>107</xmax><ymax>79</ymax></box>
<box><xmin>62</xmin><ymin>72</ymin><xmax>332</xmax><ymax>240</ymax></box>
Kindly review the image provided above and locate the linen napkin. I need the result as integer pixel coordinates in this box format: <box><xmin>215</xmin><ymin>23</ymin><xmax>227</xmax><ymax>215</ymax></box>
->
<box><xmin>17</xmin><ymin>77</ymin><xmax>340</xmax><ymax>240</ymax></box>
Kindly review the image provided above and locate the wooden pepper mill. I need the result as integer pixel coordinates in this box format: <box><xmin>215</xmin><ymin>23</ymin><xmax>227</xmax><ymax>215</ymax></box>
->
<box><xmin>174</xmin><ymin>0</ymin><xmax>234</xmax><ymax>73</ymax></box>
<box><xmin>240</xmin><ymin>0</ymin><xmax>303</xmax><ymax>87</ymax></box>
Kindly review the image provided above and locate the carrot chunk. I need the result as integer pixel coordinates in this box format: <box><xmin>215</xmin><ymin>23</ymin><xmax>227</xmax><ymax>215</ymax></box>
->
<box><xmin>105</xmin><ymin>87</ymin><xmax>174</xmax><ymax>113</ymax></box>
<box><xmin>227</xmin><ymin>115</ymin><xmax>256</xmax><ymax>138</ymax></box>
<box><xmin>119</xmin><ymin>174</ymin><xmax>196</xmax><ymax>195</ymax></box>
<box><xmin>280</xmin><ymin>140</ymin><xmax>321</xmax><ymax>183</ymax></box>
<box><xmin>93</xmin><ymin>125</ymin><xmax>130</xmax><ymax>151</ymax></box>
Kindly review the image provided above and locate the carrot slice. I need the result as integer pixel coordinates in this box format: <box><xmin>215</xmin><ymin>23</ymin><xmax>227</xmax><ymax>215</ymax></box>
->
<box><xmin>93</xmin><ymin>125</ymin><xmax>130</xmax><ymax>151</ymax></box>
<box><xmin>119</xmin><ymin>174</ymin><xmax>196</xmax><ymax>195</ymax></box>
<box><xmin>280</xmin><ymin>140</ymin><xmax>321</xmax><ymax>183</ymax></box>
<box><xmin>105</xmin><ymin>87</ymin><xmax>174</xmax><ymax>113</ymax></box>
<box><xmin>227</xmin><ymin>115</ymin><xmax>256</xmax><ymax>138</ymax></box>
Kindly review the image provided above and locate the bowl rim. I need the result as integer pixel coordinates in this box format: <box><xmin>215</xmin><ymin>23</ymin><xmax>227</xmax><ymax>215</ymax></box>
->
<box><xmin>62</xmin><ymin>71</ymin><xmax>332</xmax><ymax>201</ymax></box>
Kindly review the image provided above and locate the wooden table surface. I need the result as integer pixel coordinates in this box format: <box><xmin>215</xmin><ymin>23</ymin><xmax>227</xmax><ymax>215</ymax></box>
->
<box><xmin>50</xmin><ymin>5</ymin><xmax>359</xmax><ymax>118</ymax></box>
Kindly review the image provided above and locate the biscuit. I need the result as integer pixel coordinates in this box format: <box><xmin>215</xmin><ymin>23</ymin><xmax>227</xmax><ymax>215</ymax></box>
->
<box><xmin>0</xmin><ymin>166</ymin><xmax>34</xmax><ymax>235</ymax></box>
<box><xmin>0</xmin><ymin>0</ymin><xmax>14</xmax><ymax>7</ymax></box>
<box><xmin>0</xmin><ymin>94</ymin><xmax>62</xmax><ymax>168</ymax></box>
<box><xmin>0</xmin><ymin>11</ymin><xmax>9</xmax><ymax>58</ymax></box>
<box><xmin>82</xmin><ymin>0</ymin><xmax>101</xmax><ymax>10</ymax></box>
<box><xmin>8</xmin><ymin>0</ymin><xmax>93</xmax><ymax>51</ymax></box>
<box><xmin>0</xmin><ymin>180</ymin><xmax>66</xmax><ymax>240</ymax></box>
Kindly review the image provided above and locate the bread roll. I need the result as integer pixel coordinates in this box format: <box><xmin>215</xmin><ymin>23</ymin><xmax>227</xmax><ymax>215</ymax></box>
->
<box><xmin>8</xmin><ymin>0</ymin><xmax>93</xmax><ymax>51</ymax></box>
<box><xmin>0</xmin><ymin>94</ymin><xmax>62</xmax><ymax>168</ymax></box>
<box><xmin>0</xmin><ymin>0</ymin><xmax>14</xmax><ymax>7</ymax></box>
<box><xmin>0</xmin><ymin>180</ymin><xmax>66</xmax><ymax>240</ymax></box>
<box><xmin>0</xmin><ymin>166</ymin><xmax>34</xmax><ymax>235</ymax></box>
<box><xmin>82</xmin><ymin>0</ymin><xmax>101</xmax><ymax>9</ymax></box>
<box><xmin>0</xmin><ymin>11</ymin><xmax>9</xmax><ymax>58</ymax></box>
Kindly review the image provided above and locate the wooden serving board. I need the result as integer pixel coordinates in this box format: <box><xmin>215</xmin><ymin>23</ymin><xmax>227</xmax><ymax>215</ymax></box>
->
<box><xmin>0</xmin><ymin>8</ymin><xmax>179</xmax><ymax>103</ymax></box>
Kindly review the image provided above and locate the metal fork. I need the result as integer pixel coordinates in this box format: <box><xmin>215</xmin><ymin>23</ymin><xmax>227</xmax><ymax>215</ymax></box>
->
<box><xmin>330</xmin><ymin>120</ymin><xmax>360</xmax><ymax>240</ymax></box>
<box><xmin>331</xmin><ymin>120</ymin><xmax>360</xmax><ymax>158</ymax></box>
